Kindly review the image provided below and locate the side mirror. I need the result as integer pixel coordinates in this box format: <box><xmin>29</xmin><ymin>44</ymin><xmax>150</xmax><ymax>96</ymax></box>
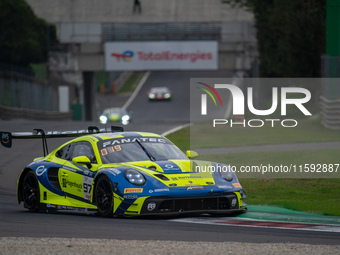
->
<box><xmin>72</xmin><ymin>156</ymin><xmax>92</xmax><ymax>169</ymax></box>
<box><xmin>186</xmin><ymin>150</ymin><xmax>198</xmax><ymax>159</ymax></box>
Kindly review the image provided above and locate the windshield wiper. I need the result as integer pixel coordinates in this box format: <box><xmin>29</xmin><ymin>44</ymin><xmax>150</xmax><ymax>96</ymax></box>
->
<box><xmin>135</xmin><ymin>139</ymin><xmax>156</xmax><ymax>161</ymax></box>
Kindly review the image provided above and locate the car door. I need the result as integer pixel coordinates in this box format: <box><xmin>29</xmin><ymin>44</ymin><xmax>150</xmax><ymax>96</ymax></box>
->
<box><xmin>57</xmin><ymin>141</ymin><xmax>99</xmax><ymax>206</ymax></box>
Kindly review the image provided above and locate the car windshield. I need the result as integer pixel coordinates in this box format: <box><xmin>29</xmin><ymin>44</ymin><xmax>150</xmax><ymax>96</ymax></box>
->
<box><xmin>97</xmin><ymin>137</ymin><xmax>187</xmax><ymax>164</ymax></box>
<box><xmin>103</xmin><ymin>108</ymin><xmax>124</xmax><ymax>115</ymax></box>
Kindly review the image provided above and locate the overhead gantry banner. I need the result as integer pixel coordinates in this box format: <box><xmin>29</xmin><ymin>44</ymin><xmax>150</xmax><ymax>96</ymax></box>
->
<box><xmin>104</xmin><ymin>41</ymin><xmax>218</xmax><ymax>71</ymax></box>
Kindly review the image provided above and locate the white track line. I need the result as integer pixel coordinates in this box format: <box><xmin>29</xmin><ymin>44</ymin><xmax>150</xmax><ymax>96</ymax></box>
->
<box><xmin>161</xmin><ymin>123</ymin><xmax>191</xmax><ymax>137</ymax></box>
<box><xmin>122</xmin><ymin>71</ymin><xmax>151</xmax><ymax>110</ymax></box>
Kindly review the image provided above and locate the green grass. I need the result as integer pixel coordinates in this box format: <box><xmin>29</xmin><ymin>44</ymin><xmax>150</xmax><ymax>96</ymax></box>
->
<box><xmin>167</xmin><ymin>118</ymin><xmax>340</xmax><ymax>150</ymax></box>
<box><xmin>197</xmin><ymin>150</ymin><xmax>340</xmax><ymax>215</ymax></box>
<box><xmin>119</xmin><ymin>72</ymin><xmax>145</xmax><ymax>93</ymax></box>
<box><xmin>239</xmin><ymin>178</ymin><xmax>340</xmax><ymax>216</ymax></box>
<box><xmin>198</xmin><ymin>149</ymin><xmax>340</xmax><ymax>178</ymax></box>
<box><xmin>166</xmin><ymin>126</ymin><xmax>190</xmax><ymax>151</ymax></box>
<box><xmin>166</xmin><ymin>119</ymin><xmax>340</xmax><ymax>216</ymax></box>
<box><xmin>30</xmin><ymin>63</ymin><xmax>47</xmax><ymax>79</ymax></box>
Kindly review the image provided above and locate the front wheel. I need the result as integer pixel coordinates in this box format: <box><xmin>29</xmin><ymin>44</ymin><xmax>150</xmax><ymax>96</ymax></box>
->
<box><xmin>95</xmin><ymin>175</ymin><xmax>114</xmax><ymax>217</ymax></box>
<box><xmin>22</xmin><ymin>171</ymin><xmax>40</xmax><ymax>212</ymax></box>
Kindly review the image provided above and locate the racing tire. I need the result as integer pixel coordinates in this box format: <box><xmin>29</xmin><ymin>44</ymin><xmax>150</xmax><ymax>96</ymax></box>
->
<box><xmin>95</xmin><ymin>175</ymin><xmax>114</xmax><ymax>217</ymax></box>
<box><xmin>22</xmin><ymin>171</ymin><xmax>40</xmax><ymax>212</ymax></box>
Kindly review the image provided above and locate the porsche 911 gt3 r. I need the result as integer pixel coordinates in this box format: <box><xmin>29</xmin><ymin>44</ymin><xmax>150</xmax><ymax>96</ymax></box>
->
<box><xmin>147</xmin><ymin>87</ymin><xmax>172</xmax><ymax>100</ymax></box>
<box><xmin>1</xmin><ymin>127</ymin><xmax>246</xmax><ymax>217</ymax></box>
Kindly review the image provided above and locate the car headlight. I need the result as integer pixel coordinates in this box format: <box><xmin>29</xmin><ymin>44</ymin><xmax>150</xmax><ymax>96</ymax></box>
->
<box><xmin>148</xmin><ymin>94</ymin><xmax>155</xmax><ymax>99</ymax></box>
<box><xmin>100</xmin><ymin>115</ymin><xmax>108</xmax><ymax>124</ymax></box>
<box><xmin>216</xmin><ymin>164</ymin><xmax>235</xmax><ymax>181</ymax></box>
<box><xmin>122</xmin><ymin>115</ymin><xmax>130</xmax><ymax>121</ymax></box>
<box><xmin>164</xmin><ymin>93</ymin><xmax>171</xmax><ymax>99</ymax></box>
<box><xmin>124</xmin><ymin>169</ymin><xmax>146</xmax><ymax>186</ymax></box>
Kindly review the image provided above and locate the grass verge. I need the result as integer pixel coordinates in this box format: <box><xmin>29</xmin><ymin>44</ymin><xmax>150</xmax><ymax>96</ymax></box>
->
<box><xmin>119</xmin><ymin>72</ymin><xmax>145</xmax><ymax>93</ymax></box>
<box><xmin>168</xmin><ymin>118</ymin><xmax>340</xmax><ymax>150</ymax></box>
<box><xmin>165</xmin><ymin>119</ymin><xmax>340</xmax><ymax>216</ymax></box>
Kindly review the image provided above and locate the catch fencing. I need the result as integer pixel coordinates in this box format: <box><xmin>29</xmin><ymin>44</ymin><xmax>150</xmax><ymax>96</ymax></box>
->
<box><xmin>321</xmin><ymin>55</ymin><xmax>340</xmax><ymax>129</ymax></box>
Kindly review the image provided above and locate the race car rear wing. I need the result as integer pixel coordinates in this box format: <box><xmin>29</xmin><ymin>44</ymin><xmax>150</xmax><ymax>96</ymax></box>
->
<box><xmin>0</xmin><ymin>126</ymin><xmax>124</xmax><ymax>156</ymax></box>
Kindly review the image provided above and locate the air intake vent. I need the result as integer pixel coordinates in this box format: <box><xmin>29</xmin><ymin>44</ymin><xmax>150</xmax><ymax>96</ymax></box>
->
<box><xmin>154</xmin><ymin>174</ymin><xmax>170</xmax><ymax>181</ymax></box>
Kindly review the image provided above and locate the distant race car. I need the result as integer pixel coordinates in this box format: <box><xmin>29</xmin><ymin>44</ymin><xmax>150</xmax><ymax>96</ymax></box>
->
<box><xmin>147</xmin><ymin>87</ymin><xmax>172</xmax><ymax>100</ymax></box>
<box><xmin>0</xmin><ymin>127</ymin><xmax>246</xmax><ymax>217</ymax></box>
<box><xmin>99</xmin><ymin>107</ymin><xmax>131</xmax><ymax>125</ymax></box>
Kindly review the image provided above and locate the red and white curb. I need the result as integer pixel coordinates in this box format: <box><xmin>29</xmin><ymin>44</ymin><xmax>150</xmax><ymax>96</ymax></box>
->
<box><xmin>169</xmin><ymin>217</ymin><xmax>340</xmax><ymax>233</ymax></box>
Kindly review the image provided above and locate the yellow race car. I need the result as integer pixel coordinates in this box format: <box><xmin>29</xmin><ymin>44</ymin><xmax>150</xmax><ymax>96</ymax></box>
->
<box><xmin>1</xmin><ymin>126</ymin><xmax>246</xmax><ymax>217</ymax></box>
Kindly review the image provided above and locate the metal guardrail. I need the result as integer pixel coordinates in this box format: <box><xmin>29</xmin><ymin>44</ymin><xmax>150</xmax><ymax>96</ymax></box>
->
<box><xmin>0</xmin><ymin>71</ymin><xmax>53</xmax><ymax>113</ymax></box>
<box><xmin>102</xmin><ymin>22</ymin><xmax>221</xmax><ymax>42</ymax></box>
<box><xmin>0</xmin><ymin>105</ymin><xmax>72</xmax><ymax>121</ymax></box>
<box><xmin>320</xmin><ymin>96</ymin><xmax>340</xmax><ymax>129</ymax></box>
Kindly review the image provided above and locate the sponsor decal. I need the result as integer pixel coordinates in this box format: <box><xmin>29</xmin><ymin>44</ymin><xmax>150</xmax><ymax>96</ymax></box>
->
<box><xmin>36</xmin><ymin>165</ymin><xmax>47</xmax><ymax>176</ymax></box>
<box><xmin>105</xmin><ymin>42</ymin><xmax>217</xmax><ymax>71</ymax></box>
<box><xmin>233</xmin><ymin>183</ymin><xmax>241</xmax><ymax>188</ymax></box>
<box><xmin>107</xmin><ymin>168</ymin><xmax>121</xmax><ymax>176</ymax></box>
<box><xmin>83</xmin><ymin>169</ymin><xmax>94</xmax><ymax>177</ymax></box>
<box><xmin>102</xmin><ymin>137</ymin><xmax>167</xmax><ymax>148</ymax></box>
<box><xmin>62</xmin><ymin>179</ymin><xmax>82</xmax><ymax>189</ymax></box>
<box><xmin>123</xmin><ymin>195</ymin><xmax>138</xmax><ymax>199</ymax></box>
<box><xmin>147</xmin><ymin>202</ymin><xmax>156</xmax><ymax>211</ymax></box>
<box><xmin>185</xmin><ymin>186</ymin><xmax>205</xmax><ymax>190</ymax></box>
<box><xmin>62</xmin><ymin>166</ymin><xmax>77</xmax><ymax>172</ymax></box>
<box><xmin>218</xmin><ymin>185</ymin><xmax>233</xmax><ymax>189</ymax></box>
<box><xmin>150</xmin><ymin>188</ymin><xmax>169</xmax><ymax>193</ymax></box>
<box><xmin>111</xmin><ymin>51</ymin><xmax>134</xmax><ymax>62</ymax></box>
<box><xmin>0</xmin><ymin>132</ymin><xmax>12</xmax><ymax>148</ymax></box>
<box><xmin>124</xmin><ymin>188</ymin><xmax>143</xmax><ymax>193</ymax></box>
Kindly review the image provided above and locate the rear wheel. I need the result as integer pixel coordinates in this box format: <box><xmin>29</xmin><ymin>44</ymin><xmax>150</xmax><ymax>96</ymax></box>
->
<box><xmin>95</xmin><ymin>176</ymin><xmax>114</xmax><ymax>217</ymax></box>
<box><xmin>22</xmin><ymin>171</ymin><xmax>40</xmax><ymax>212</ymax></box>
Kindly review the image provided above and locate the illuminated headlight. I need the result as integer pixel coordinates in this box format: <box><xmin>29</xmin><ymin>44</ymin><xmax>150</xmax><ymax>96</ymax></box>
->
<box><xmin>121</xmin><ymin>115</ymin><xmax>130</xmax><ymax>125</ymax></box>
<box><xmin>122</xmin><ymin>115</ymin><xmax>130</xmax><ymax>121</ymax></box>
<box><xmin>124</xmin><ymin>169</ymin><xmax>145</xmax><ymax>186</ymax></box>
<box><xmin>148</xmin><ymin>94</ymin><xmax>155</xmax><ymax>99</ymax></box>
<box><xmin>164</xmin><ymin>93</ymin><xmax>171</xmax><ymax>99</ymax></box>
<box><xmin>100</xmin><ymin>115</ymin><xmax>107</xmax><ymax>124</ymax></box>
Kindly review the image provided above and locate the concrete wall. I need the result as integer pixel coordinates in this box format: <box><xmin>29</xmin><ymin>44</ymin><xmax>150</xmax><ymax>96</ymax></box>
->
<box><xmin>26</xmin><ymin>0</ymin><xmax>253</xmax><ymax>23</ymax></box>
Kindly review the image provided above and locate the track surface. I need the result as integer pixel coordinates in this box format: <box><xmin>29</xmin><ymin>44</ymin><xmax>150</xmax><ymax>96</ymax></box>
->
<box><xmin>1</xmin><ymin>71</ymin><xmax>340</xmax><ymax>245</ymax></box>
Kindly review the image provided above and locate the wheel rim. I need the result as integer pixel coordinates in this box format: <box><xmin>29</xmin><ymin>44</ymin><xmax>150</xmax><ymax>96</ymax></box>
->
<box><xmin>23</xmin><ymin>174</ymin><xmax>39</xmax><ymax>209</ymax></box>
<box><xmin>96</xmin><ymin>179</ymin><xmax>113</xmax><ymax>213</ymax></box>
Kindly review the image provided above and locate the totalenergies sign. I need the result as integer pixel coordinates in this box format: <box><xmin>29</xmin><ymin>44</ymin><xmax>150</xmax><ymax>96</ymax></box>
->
<box><xmin>104</xmin><ymin>41</ymin><xmax>218</xmax><ymax>71</ymax></box>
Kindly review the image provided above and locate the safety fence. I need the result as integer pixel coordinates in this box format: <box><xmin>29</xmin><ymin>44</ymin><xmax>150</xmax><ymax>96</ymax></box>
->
<box><xmin>320</xmin><ymin>55</ymin><xmax>340</xmax><ymax>129</ymax></box>
<box><xmin>0</xmin><ymin>71</ymin><xmax>52</xmax><ymax>111</ymax></box>
<box><xmin>0</xmin><ymin>71</ymin><xmax>73</xmax><ymax>120</ymax></box>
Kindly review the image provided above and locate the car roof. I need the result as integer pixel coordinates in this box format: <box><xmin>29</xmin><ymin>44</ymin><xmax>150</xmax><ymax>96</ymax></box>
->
<box><xmin>150</xmin><ymin>87</ymin><xmax>169</xmax><ymax>91</ymax></box>
<box><xmin>71</xmin><ymin>131</ymin><xmax>164</xmax><ymax>143</ymax></box>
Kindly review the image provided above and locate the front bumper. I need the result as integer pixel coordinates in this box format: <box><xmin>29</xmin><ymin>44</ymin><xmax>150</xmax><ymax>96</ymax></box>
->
<box><xmin>137</xmin><ymin>193</ymin><xmax>246</xmax><ymax>216</ymax></box>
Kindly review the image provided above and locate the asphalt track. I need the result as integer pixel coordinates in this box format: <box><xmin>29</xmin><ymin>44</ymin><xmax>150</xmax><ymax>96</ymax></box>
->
<box><xmin>1</xmin><ymin>71</ymin><xmax>340</xmax><ymax>245</ymax></box>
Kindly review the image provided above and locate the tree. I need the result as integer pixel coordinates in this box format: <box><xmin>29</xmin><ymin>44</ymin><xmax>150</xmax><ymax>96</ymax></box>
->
<box><xmin>223</xmin><ymin>0</ymin><xmax>326</xmax><ymax>77</ymax></box>
<box><xmin>0</xmin><ymin>0</ymin><xmax>58</xmax><ymax>67</ymax></box>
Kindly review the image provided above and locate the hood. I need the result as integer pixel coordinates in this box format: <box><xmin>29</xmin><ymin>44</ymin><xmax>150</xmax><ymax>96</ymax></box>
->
<box><xmin>121</xmin><ymin>160</ymin><xmax>216</xmax><ymax>187</ymax></box>
<box><xmin>124</xmin><ymin>160</ymin><xmax>198</xmax><ymax>174</ymax></box>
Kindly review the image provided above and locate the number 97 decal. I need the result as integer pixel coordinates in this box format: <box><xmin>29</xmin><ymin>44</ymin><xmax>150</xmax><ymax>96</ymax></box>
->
<box><xmin>83</xmin><ymin>176</ymin><xmax>93</xmax><ymax>200</ymax></box>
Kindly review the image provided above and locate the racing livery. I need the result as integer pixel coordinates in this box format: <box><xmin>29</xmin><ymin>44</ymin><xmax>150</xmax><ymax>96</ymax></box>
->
<box><xmin>1</xmin><ymin>127</ymin><xmax>246</xmax><ymax>217</ymax></box>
